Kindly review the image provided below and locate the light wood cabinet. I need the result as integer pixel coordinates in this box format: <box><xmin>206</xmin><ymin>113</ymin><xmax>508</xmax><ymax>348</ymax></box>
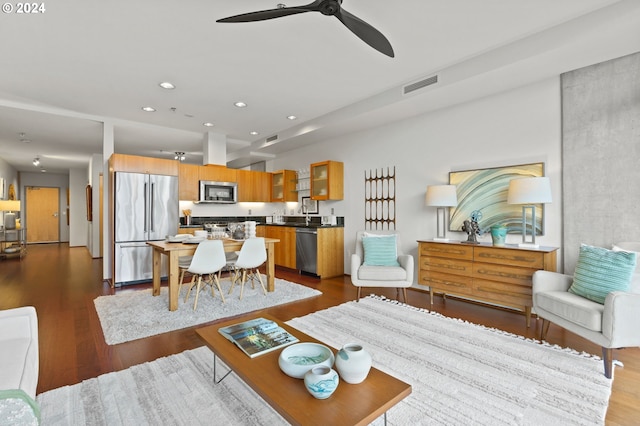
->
<box><xmin>177</xmin><ymin>227</ymin><xmax>203</xmax><ymax>235</ymax></box>
<box><xmin>317</xmin><ymin>227</ymin><xmax>344</xmax><ymax>278</ymax></box>
<box><xmin>271</xmin><ymin>170</ymin><xmax>297</xmax><ymax>202</ymax></box>
<box><xmin>259</xmin><ymin>225</ymin><xmax>344</xmax><ymax>277</ymax></box>
<box><xmin>109</xmin><ymin>153</ymin><xmax>178</xmax><ymax>176</ymax></box>
<box><xmin>310</xmin><ymin>161</ymin><xmax>343</xmax><ymax>200</ymax></box>
<box><xmin>262</xmin><ymin>225</ymin><xmax>296</xmax><ymax>269</ymax></box>
<box><xmin>178</xmin><ymin>163</ymin><xmax>200</xmax><ymax>201</ymax></box>
<box><xmin>199</xmin><ymin>165</ymin><xmax>237</xmax><ymax>182</ymax></box>
<box><xmin>237</xmin><ymin>170</ymin><xmax>271</xmax><ymax>202</ymax></box>
<box><xmin>417</xmin><ymin>240</ymin><xmax>558</xmax><ymax>327</ymax></box>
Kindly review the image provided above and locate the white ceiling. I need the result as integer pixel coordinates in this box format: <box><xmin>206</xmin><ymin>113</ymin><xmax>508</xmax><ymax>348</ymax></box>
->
<box><xmin>0</xmin><ymin>0</ymin><xmax>638</xmax><ymax>173</ymax></box>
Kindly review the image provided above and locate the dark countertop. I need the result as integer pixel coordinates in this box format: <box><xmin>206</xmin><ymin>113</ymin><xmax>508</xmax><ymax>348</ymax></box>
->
<box><xmin>180</xmin><ymin>215</ymin><xmax>344</xmax><ymax>229</ymax></box>
<box><xmin>179</xmin><ymin>223</ymin><xmax>342</xmax><ymax>229</ymax></box>
<box><xmin>263</xmin><ymin>222</ymin><xmax>343</xmax><ymax>229</ymax></box>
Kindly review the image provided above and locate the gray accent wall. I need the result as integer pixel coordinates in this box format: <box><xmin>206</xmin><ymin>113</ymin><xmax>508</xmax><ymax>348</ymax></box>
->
<box><xmin>562</xmin><ymin>51</ymin><xmax>640</xmax><ymax>273</ymax></box>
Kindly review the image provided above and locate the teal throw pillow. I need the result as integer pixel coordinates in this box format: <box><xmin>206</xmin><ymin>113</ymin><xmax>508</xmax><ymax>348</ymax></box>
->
<box><xmin>569</xmin><ymin>244</ymin><xmax>637</xmax><ymax>304</ymax></box>
<box><xmin>362</xmin><ymin>235</ymin><xmax>400</xmax><ymax>267</ymax></box>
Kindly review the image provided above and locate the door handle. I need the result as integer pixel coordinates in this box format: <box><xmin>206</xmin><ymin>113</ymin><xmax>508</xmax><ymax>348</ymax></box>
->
<box><xmin>150</xmin><ymin>182</ymin><xmax>155</xmax><ymax>231</ymax></box>
<box><xmin>144</xmin><ymin>182</ymin><xmax>148</xmax><ymax>232</ymax></box>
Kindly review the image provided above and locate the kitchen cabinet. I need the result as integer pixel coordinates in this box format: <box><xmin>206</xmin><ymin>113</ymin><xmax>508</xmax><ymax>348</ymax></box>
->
<box><xmin>417</xmin><ymin>240</ymin><xmax>558</xmax><ymax>327</ymax></box>
<box><xmin>177</xmin><ymin>227</ymin><xmax>202</xmax><ymax>235</ymax></box>
<box><xmin>317</xmin><ymin>227</ymin><xmax>344</xmax><ymax>278</ymax></box>
<box><xmin>262</xmin><ymin>225</ymin><xmax>296</xmax><ymax>269</ymax></box>
<box><xmin>199</xmin><ymin>165</ymin><xmax>237</xmax><ymax>182</ymax></box>
<box><xmin>271</xmin><ymin>170</ymin><xmax>298</xmax><ymax>202</ymax></box>
<box><xmin>310</xmin><ymin>161</ymin><xmax>343</xmax><ymax>200</ymax></box>
<box><xmin>178</xmin><ymin>163</ymin><xmax>200</xmax><ymax>201</ymax></box>
<box><xmin>109</xmin><ymin>153</ymin><xmax>178</xmax><ymax>176</ymax></box>
<box><xmin>237</xmin><ymin>170</ymin><xmax>271</xmax><ymax>202</ymax></box>
<box><xmin>259</xmin><ymin>225</ymin><xmax>344</xmax><ymax>277</ymax></box>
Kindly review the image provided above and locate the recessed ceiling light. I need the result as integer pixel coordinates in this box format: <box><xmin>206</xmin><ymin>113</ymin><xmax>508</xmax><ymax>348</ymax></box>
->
<box><xmin>40</xmin><ymin>169</ymin><xmax>46</xmax><ymax>173</ymax></box>
<box><xmin>203</xmin><ymin>122</ymin><xmax>214</xmax><ymax>127</ymax></box>
<box><xmin>287</xmin><ymin>115</ymin><xmax>297</xmax><ymax>120</ymax></box>
<box><xmin>250</xmin><ymin>131</ymin><xmax>259</xmax><ymax>135</ymax></box>
<box><xmin>141</xmin><ymin>106</ymin><xmax>156</xmax><ymax>112</ymax></box>
<box><xmin>159</xmin><ymin>81</ymin><xmax>175</xmax><ymax>89</ymax></box>
<box><xmin>234</xmin><ymin>101</ymin><xmax>247</xmax><ymax>108</ymax></box>
<box><xmin>33</xmin><ymin>157</ymin><xmax>40</xmax><ymax>166</ymax></box>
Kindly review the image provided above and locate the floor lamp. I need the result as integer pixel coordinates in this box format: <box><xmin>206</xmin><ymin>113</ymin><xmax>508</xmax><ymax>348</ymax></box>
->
<box><xmin>425</xmin><ymin>185</ymin><xmax>458</xmax><ymax>241</ymax></box>
<box><xmin>507</xmin><ymin>177</ymin><xmax>552</xmax><ymax>248</ymax></box>
<box><xmin>0</xmin><ymin>200</ymin><xmax>21</xmax><ymax>230</ymax></box>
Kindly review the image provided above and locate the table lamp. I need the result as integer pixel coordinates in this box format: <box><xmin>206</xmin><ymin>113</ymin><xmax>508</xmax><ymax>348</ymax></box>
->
<box><xmin>507</xmin><ymin>177</ymin><xmax>551</xmax><ymax>248</ymax></box>
<box><xmin>425</xmin><ymin>185</ymin><xmax>458</xmax><ymax>241</ymax></box>
<box><xmin>0</xmin><ymin>200</ymin><xmax>21</xmax><ymax>230</ymax></box>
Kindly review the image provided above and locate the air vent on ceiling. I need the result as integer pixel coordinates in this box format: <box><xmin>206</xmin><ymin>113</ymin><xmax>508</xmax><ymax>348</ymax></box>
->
<box><xmin>403</xmin><ymin>75</ymin><xmax>438</xmax><ymax>95</ymax></box>
<box><xmin>266</xmin><ymin>135</ymin><xmax>278</xmax><ymax>143</ymax></box>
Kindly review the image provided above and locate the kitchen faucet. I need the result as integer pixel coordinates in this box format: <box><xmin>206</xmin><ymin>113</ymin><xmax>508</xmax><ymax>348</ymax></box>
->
<box><xmin>305</xmin><ymin>209</ymin><xmax>310</xmax><ymax>226</ymax></box>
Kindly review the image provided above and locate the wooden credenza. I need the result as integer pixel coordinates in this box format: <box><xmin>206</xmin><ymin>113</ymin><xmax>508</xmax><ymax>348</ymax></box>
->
<box><xmin>417</xmin><ymin>240</ymin><xmax>558</xmax><ymax>327</ymax></box>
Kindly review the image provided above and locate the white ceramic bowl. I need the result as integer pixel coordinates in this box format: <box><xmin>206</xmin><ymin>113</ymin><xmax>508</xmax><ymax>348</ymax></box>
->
<box><xmin>278</xmin><ymin>342</ymin><xmax>335</xmax><ymax>379</ymax></box>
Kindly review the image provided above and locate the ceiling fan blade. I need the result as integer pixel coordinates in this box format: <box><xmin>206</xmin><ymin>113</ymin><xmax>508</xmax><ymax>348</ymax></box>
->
<box><xmin>216</xmin><ymin>1</ymin><xmax>322</xmax><ymax>23</ymax></box>
<box><xmin>334</xmin><ymin>8</ymin><xmax>394</xmax><ymax>57</ymax></box>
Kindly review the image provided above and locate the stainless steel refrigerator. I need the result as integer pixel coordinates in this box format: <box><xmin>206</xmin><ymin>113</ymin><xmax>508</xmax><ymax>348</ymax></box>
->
<box><xmin>114</xmin><ymin>172</ymin><xmax>178</xmax><ymax>286</ymax></box>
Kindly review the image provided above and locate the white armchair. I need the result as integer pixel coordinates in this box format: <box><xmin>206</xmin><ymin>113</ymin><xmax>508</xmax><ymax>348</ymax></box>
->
<box><xmin>351</xmin><ymin>230</ymin><xmax>414</xmax><ymax>302</ymax></box>
<box><xmin>532</xmin><ymin>242</ymin><xmax>640</xmax><ymax>379</ymax></box>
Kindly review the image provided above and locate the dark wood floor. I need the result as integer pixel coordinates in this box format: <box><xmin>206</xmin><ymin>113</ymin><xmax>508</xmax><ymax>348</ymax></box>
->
<box><xmin>1</xmin><ymin>243</ymin><xmax>637</xmax><ymax>424</ymax></box>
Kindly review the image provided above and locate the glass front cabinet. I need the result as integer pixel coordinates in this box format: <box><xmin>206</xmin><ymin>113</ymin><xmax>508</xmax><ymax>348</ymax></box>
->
<box><xmin>310</xmin><ymin>161</ymin><xmax>344</xmax><ymax>200</ymax></box>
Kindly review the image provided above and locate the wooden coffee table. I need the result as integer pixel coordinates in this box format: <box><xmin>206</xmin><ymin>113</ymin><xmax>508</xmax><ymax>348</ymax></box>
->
<box><xmin>196</xmin><ymin>314</ymin><xmax>411</xmax><ymax>426</ymax></box>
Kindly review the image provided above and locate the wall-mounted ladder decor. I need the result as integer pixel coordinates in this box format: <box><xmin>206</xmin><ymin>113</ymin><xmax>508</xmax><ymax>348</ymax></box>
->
<box><xmin>364</xmin><ymin>166</ymin><xmax>396</xmax><ymax>230</ymax></box>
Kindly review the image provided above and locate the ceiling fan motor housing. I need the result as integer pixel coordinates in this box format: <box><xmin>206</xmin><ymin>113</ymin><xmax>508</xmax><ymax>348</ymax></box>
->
<box><xmin>319</xmin><ymin>0</ymin><xmax>342</xmax><ymax>16</ymax></box>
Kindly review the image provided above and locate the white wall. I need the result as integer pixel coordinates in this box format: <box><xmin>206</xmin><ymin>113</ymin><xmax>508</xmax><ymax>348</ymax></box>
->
<box><xmin>270</xmin><ymin>77</ymin><xmax>564</xmax><ymax>277</ymax></box>
<box><xmin>69</xmin><ymin>168</ymin><xmax>88</xmax><ymax>247</ymax></box>
<box><xmin>89</xmin><ymin>154</ymin><xmax>103</xmax><ymax>258</ymax></box>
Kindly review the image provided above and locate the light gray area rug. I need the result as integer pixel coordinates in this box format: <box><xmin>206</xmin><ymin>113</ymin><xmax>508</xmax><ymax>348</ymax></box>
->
<box><xmin>289</xmin><ymin>296</ymin><xmax>612</xmax><ymax>425</ymax></box>
<box><xmin>37</xmin><ymin>347</ymin><xmax>286</xmax><ymax>426</ymax></box>
<box><xmin>40</xmin><ymin>296</ymin><xmax>612</xmax><ymax>425</ymax></box>
<box><xmin>94</xmin><ymin>277</ymin><xmax>321</xmax><ymax>345</ymax></box>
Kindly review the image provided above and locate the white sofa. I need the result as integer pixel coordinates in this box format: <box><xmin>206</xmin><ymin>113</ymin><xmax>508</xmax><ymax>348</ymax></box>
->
<box><xmin>0</xmin><ymin>306</ymin><xmax>39</xmax><ymax>399</ymax></box>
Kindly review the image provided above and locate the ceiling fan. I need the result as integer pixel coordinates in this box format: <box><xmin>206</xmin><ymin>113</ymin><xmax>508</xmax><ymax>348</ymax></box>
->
<box><xmin>217</xmin><ymin>0</ymin><xmax>394</xmax><ymax>57</ymax></box>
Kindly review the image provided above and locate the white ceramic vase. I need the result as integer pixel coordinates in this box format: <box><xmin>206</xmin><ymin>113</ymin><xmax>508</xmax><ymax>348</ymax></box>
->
<box><xmin>304</xmin><ymin>366</ymin><xmax>339</xmax><ymax>399</ymax></box>
<box><xmin>335</xmin><ymin>343</ymin><xmax>372</xmax><ymax>384</ymax></box>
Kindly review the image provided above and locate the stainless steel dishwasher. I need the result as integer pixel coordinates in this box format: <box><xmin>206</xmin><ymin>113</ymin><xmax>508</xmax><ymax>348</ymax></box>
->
<box><xmin>296</xmin><ymin>228</ymin><xmax>318</xmax><ymax>275</ymax></box>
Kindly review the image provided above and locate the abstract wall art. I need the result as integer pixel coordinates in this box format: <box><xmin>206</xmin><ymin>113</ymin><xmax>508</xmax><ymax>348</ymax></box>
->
<box><xmin>449</xmin><ymin>162</ymin><xmax>545</xmax><ymax>235</ymax></box>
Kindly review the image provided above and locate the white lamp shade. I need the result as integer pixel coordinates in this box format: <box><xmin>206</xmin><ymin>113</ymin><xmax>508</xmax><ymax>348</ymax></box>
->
<box><xmin>507</xmin><ymin>177</ymin><xmax>552</xmax><ymax>204</ymax></box>
<box><xmin>425</xmin><ymin>185</ymin><xmax>458</xmax><ymax>207</ymax></box>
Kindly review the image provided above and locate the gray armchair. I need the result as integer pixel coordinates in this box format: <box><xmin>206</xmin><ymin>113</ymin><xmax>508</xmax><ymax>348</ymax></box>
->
<box><xmin>532</xmin><ymin>242</ymin><xmax>640</xmax><ymax>378</ymax></box>
<box><xmin>351</xmin><ymin>230</ymin><xmax>414</xmax><ymax>302</ymax></box>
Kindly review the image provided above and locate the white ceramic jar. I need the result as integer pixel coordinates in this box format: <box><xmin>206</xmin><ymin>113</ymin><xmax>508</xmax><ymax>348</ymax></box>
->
<box><xmin>304</xmin><ymin>366</ymin><xmax>339</xmax><ymax>399</ymax></box>
<box><xmin>335</xmin><ymin>343</ymin><xmax>372</xmax><ymax>384</ymax></box>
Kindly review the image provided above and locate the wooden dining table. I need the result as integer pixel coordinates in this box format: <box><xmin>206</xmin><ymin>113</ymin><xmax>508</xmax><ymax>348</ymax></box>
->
<box><xmin>147</xmin><ymin>238</ymin><xmax>280</xmax><ymax>311</ymax></box>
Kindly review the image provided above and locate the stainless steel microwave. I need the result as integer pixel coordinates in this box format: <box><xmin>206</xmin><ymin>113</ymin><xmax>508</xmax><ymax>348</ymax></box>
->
<box><xmin>198</xmin><ymin>180</ymin><xmax>238</xmax><ymax>203</ymax></box>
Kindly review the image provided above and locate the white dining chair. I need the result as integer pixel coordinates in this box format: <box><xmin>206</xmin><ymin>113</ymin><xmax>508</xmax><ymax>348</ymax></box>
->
<box><xmin>183</xmin><ymin>240</ymin><xmax>227</xmax><ymax>310</ymax></box>
<box><xmin>178</xmin><ymin>255</ymin><xmax>194</xmax><ymax>296</ymax></box>
<box><xmin>228</xmin><ymin>237</ymin><xmax>267</xmax><ymax>300</ymax></box>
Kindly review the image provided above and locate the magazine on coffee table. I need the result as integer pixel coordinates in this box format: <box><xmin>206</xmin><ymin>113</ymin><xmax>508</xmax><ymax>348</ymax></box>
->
<box><xmin>218</xmin><ymin>317</ymin><xmax>299</xmax><ymax>358</ymax></box>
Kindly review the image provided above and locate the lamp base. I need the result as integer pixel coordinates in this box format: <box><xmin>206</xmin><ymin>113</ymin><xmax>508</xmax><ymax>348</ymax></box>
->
<box><xmin>518</xmin><ymin>242</ymin><xmax>540</xmax><ymax>249</ymax></box>
<box><xmin>4</xmin><ymin>212</ymin><xmax>16</xmax><ymax>230</ymax></box>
